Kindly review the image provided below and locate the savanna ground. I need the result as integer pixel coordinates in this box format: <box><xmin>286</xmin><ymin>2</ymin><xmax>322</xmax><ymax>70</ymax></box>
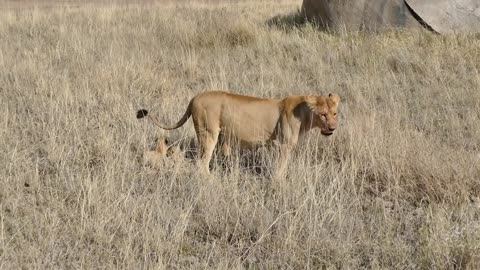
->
<box><xmin>1</xmin><ymin>0</ymin><xmax>480</xmax><ymax>268</ymax></box>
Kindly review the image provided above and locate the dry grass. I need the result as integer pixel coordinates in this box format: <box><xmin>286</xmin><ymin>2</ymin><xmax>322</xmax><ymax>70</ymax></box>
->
<box><xmin>1</xmin><ymin>0</ymin><xmax>480</xmax><ymax>268</ymax></box>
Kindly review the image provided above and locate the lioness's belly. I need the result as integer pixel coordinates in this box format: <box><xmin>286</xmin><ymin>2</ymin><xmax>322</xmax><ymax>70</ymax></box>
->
<box><xmin>223</xmin><ymin>122</ymin><xmax>274</xmax><ymax>144</ymax></box>
<box><xmin>220</xmin><ymin>101</ymin><xmax>280</xmax><ymax>145</ymax></box>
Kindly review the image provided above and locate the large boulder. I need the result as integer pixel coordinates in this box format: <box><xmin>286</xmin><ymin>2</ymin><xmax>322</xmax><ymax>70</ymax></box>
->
<box><xmin>301</xmin><ymin>0</ymin><xmax>480</xmax><ymax>33</ymax></box>
<box><xmin>406</xmin><ymin>0</ymin><xmax>480</xmax><ymax>33</ymax></box>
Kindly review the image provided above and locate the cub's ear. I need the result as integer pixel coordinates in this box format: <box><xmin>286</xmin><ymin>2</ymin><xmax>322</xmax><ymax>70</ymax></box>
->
<box><xmin>328</xmin><ymin>93</ymin><xmax>340</xmax><ymax>105</ymax></box>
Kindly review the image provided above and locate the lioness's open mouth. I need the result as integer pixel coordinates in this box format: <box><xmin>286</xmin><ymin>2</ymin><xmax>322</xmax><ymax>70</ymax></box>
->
<box><xmin>321</xmin><ymin>131</ymin><xmax>334</xmax><ymax>136</ymax></box>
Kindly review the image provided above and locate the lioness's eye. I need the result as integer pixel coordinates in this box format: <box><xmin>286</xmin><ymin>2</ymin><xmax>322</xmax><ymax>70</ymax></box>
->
<box><xmin>334</xmin><ymin>113</ymin><xmax>337</xmax><ymax>116</ymax></box>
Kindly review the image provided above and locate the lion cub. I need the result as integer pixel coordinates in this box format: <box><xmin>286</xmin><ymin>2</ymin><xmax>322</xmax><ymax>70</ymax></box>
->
<box><xmin>138</xmin><ymin>90</ymin><xmax>340</xmax><ymax>178</ymax></box>
<box><xmin>143</xmin><ymin>137</ymin><xmax>181</xmax><ymax>167</ymax></box>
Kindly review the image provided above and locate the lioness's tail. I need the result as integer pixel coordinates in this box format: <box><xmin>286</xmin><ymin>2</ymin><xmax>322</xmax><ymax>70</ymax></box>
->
<box><xmin>136</xmin><ymin>100</ymin><xmax>192</xmax><ymax>130</ymax></box>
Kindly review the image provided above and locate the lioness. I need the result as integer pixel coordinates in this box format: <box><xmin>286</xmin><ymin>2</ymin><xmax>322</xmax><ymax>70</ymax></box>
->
<box><xmin>137</xmin><ymin>90</ymin><xmax>340</xmax><ymax>178</ymax></box>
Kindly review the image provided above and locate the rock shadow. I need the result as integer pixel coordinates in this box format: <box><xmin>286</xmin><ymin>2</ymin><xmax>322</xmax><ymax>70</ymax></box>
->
<box><xmin>266</xmin><ymin>9</ymin><xmax>309</xmax><ymax>31</ymax></box>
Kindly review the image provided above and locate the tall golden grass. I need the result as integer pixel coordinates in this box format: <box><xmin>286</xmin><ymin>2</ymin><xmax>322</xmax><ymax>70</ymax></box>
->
<box><xmin>1</xmin><ymin>1</ymin><xmax>480</xmax><ymax>268</ymax></box>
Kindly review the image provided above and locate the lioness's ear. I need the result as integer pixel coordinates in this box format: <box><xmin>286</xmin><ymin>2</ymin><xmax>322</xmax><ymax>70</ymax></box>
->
<box><xmin>304</xmin><ymin>96</ymin><xmax>317</xmax><ymax>106</ymax></box>
<box><xmin>304</xmin><ymin>96</ymin><xmax>326</xmax><ymax>114</ymax></box>
<box><xmin>328</xmin><ymin>93</ymin><xmax>340</xmax><ymax>105</ymax></box>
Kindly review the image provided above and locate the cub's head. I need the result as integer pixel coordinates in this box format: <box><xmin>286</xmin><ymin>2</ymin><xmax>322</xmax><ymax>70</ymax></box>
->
<box><xmin>305</xmin><ymin>93</ymin><xmax>340</xmax><ymax>136</ymax></box>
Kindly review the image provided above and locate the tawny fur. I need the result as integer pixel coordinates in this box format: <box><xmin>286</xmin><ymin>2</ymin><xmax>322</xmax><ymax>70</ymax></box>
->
<box><xmin>143</xmin><ymin>137</ymin><xmax>182</xmax><ymax>167</ymax></box>
<box><xmin>138</xmin><ymin>90</ymin><xmax>340</xmax><ymax>178</ymax></box>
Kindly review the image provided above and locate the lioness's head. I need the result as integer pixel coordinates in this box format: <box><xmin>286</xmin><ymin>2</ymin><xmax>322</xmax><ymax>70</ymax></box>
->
<box><xmin>305</xmin><ymin>93</ymin><xmax>340</xmax><ymax>136</ymax></box>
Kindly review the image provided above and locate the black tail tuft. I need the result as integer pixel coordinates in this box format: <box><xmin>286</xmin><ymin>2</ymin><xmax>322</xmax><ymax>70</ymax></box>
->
<box><xmin>136</xmin><ymin>109</ymin><xmax>148</xmax><ymax>119</ymax></box>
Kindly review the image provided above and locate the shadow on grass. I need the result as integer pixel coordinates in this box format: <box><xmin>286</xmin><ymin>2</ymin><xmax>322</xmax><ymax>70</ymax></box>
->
<box><xmin>266</xmin><ymin>10</ymin><xmax>309</xmax><ymax>31</ymax></box>
<box><xmin>161</xmin><ymin>136</ymin><xmax>275</xmax><ymax>178</ymax></box>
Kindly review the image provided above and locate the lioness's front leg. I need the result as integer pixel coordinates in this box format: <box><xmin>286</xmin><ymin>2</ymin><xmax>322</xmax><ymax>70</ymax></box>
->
<box><xmin>274</xmin><ymin>144</ymin><xmax>295</xmax><ymax>180</ymax></box>
<box><xmin>274</xmin><ymin>115</ymin><xmax>301</xmax><ymax>179</ymax></box>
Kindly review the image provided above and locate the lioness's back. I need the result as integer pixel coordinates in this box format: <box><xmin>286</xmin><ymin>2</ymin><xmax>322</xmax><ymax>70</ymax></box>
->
<box><xmin>193</xmin><ymin>90</ymin><xmax>270</xmax><ymax>103</ymax></box>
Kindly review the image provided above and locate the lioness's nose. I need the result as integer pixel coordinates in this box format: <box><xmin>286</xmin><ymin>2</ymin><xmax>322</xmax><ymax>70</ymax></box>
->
<box><xmin>328</xmin><ymin>126</ymin><xmax>336</xmax><ymax>131</ymax></box>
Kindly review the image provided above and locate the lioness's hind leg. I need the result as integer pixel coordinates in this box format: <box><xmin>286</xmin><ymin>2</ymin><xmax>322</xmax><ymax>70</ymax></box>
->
<box><xmin>217</xmin><ymin>133</ymin><xmax>232</xmax><ymax>157</ymax></box>
<box><xmin>195</xmin><ymin>128</ymin><xmax>219</xmax><ymax>174</ymax></box>
<box><xmin>221</xmin><ymin>143</ymin><xmax>231</xmax><ymax>157</ymax></box>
